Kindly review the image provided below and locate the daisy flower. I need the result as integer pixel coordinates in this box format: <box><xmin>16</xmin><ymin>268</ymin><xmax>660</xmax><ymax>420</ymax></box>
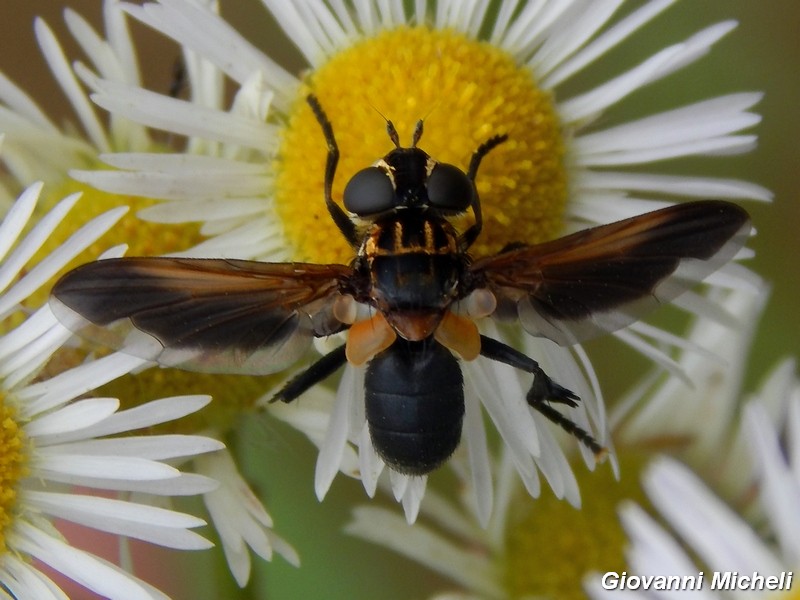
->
<box><xmin>0</xmin><ymin>183</ymin><xmax>228</xmax><ymax>599</ymax></box>
<box><xmin>1</xmin><ymin>4</ymin><xmax>299</xmax><ymax>584</ymax></box>
<box><xmin>345</xmin><ymin>283</ymin><xmax>770</xmax><ymax>598</ymax></box>
<box><xmin>0</xmin><ymin>2</ymin><xmax>210</xmax><ymax>257</ymax></box>
<box><xmin>66</xmin><ymin>0</ymin><xmax>770</xmax><ymax>521</ymax></box>
<box><xmin>585</xmin><ymin>359</ymin><xmax>800</xmax><ymax>598</ymax></box>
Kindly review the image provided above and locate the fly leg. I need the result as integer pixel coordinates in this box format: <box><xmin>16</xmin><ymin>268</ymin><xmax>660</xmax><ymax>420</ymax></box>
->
<box><xmin>270</xmin><ymin>344</ymin><xmax>348</xmax><ymax>403</ymax></box>
<box><xmin>306</xmin><ymin>95</ymin><xmax>360</xmax><ymax>248</ymax></box>
<box><xmin>479</xmin><ymin>335</ymin><xmax>606</xmax><ymax>458</ymax></box>
<box><xmin>458</xmin><ymin>134</ymin><xmax>508</xmax><ymax>250</ymax></box>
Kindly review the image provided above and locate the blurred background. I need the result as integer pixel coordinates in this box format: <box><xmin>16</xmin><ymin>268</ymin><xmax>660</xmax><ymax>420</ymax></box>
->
<box><xmin>1</xmin><ymin>1</ymin><xmax>797</xmax><ymax>598</ymax></box>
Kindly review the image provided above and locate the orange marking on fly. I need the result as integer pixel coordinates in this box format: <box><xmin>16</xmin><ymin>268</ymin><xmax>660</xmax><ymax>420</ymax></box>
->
<box><xmin>424</xmin><ymin>220</ymin><xmax>434</xmax><ymax>251</ymax></box>
<box><xmin>434</xmin><ymin>310</ymin><xmax>481</xmax><ymax>361</ymax></box>
<box><xmin>345</xmin><ymin>311</ymin><xmax>397</xmax><ymax>365</ymax></box>
<box><xmin>393</xmin><ymin>220</ymin><xmax>403</xmax><ymax>254</ymax></box>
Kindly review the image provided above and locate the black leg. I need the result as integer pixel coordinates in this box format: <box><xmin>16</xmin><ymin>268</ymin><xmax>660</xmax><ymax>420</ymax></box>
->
<box><xmin>460</xmin><ymin>134</ymin><xmax>508</xmax><ymax>249</ymax></box>
<box><xmin>531</xmin><ymin>402</ymin><xmax>607</xmax><ymax>458</ymax></box>
<box><xmin>479</xmin><ymin>335</ymin><xmax>606</xmax><ymax>458</ymax></box>
<box><xmin>270</xmin><ymin>344</ymin><xmax>348</xmax><ymax>403</ymax></box>
<box><xmin>479</xmin><ymin>335</ymin><xmax>578</xmax><ymax>406</ymax></box>
<box><xmin>306</xmin><ymin>95</ymin><xmax>360</xmax><ymax>247</ymax></box>
<box><xmin>169</xmin><ymin>55</ymin><xmax>186</xmax><ymax>98</ymax></box>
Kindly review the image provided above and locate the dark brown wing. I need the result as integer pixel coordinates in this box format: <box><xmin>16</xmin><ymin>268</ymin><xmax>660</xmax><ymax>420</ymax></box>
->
<box><xmin>50</xmin><ymin>257</ymin><xmax>353</xmax><ymax>374</ymax></box>
<box><xmin>469</xmin><ymin>200</ymin><xmax>751</xmax><ymax>346</ymax></box>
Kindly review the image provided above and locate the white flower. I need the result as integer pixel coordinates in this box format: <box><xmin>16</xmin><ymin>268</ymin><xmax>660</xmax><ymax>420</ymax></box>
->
<box><xmin>2</xmin><ymin>6</ymin><xmax>300</xmax><ymax>585</ymax></box>
<box><xmin>64</xmin><ymin>0</ymin><xmax>769</xmax><ymax>521</ymax></box>
<box><xmin>0</xmin><ymin>183</ymin><xmax>226</xmax><ymax>599</ymax></box>
<box><xmin>585</xmin><ymin>360</ymin><xmax>800</xmax><ymax>598</ymax></box>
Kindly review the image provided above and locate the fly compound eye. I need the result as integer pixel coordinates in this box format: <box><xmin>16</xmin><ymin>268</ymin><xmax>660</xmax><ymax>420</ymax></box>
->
<box><xmin>343</xmin><ymin>166</ymin><xmax>395</xmax><ymax>216</ymax></box>
<box><xmin>426</xmin><ymin>163</ymin><xmax>473</xmax><ymax>212</ymax></box>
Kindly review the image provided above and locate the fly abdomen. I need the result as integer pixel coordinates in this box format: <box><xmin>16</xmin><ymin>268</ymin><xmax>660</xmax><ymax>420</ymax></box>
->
<box><xmin>365</xmin><ymin>340</ymin><xmax>464</xmax><ymax>475</ymax></box>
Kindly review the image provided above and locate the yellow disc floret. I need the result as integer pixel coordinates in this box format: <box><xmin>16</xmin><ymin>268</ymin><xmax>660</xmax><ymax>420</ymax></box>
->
<box><xmin>0</xmin><ymin>395</ymin><xmax>27</xmax><ymax>553</ymax></box>
<box><xmin>275</xmin><ymin>26</ymin><xmax>567</xmax><ymax>264</ymax></box>
<box><xmin>504</xmin><ymin>455</ymin><xmax>649</xmax><ymax>599</ymax></box>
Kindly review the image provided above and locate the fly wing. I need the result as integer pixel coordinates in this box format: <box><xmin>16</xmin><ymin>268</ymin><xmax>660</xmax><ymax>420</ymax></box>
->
<box><xmin>469</xmin><ymin>200</ymin><xmax>751</xmax><ymax>346</ymax></box>
<box><xmin>50</xmin><ymin>257</ymin><xmax>353</xmax><ymax>374</ymax></box>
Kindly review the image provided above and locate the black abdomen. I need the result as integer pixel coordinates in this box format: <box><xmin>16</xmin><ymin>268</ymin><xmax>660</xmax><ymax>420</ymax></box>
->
<box><xmin>365</xmin><ymin>340</ymin><xmax>464</xmax><ymax>475</ymax></box>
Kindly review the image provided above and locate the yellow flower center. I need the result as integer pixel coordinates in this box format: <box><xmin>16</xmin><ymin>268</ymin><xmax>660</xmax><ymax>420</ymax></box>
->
<box><xmin>504</xmin><ymin>453</ymin><xmax>650</xmax><ymax>599</ymax></box>
<box><xmin>275</xmin><ymin>26</ymin><xmax>567</xmax><ymax>264</ymax></box>
<box><xmin>0</xmin><ymin>393</ymin><xmax>27</xmax><ymax>553</ymax></box>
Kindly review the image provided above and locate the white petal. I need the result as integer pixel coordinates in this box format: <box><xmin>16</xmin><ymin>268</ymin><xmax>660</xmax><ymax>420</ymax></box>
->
<box><xmin>610</xmin><ymin>501</ymin><xmax>717</xmax><ymax>600</ymax></box>
<box><xmin>73</xmin><ymin>164</ymin><xmax>270</xmax><ymax>202</ymax></box>
<box><xmin>91</xmin><ymin>472</ymin><xmax>220</xmax><ymax>496</ymax></box>
<box><xmin>36</xmin><ymin>453</ymin><xmax>182</xmax><ymax>482</ymax></box>
<box><xmin>0</xmin><ymin>307</ymin><xmax>72</xmax><ymax>387</ymax></box>
<box><xmin>64</xmin><ymin>9</ymin><xmax>127</xmax><ymax>84</ymax></box>
<box><xmin>0</xmin><ymin>181</ymin><xmax>40</xmax><ymax>262</ymax></box>
<box><xmin>558</xmin><ymin>45</ymin><xmax>682</xmax><ymax>123</ymax></box>
<box><xmin>197</xmin><ymin>449</ymin><xmax>299</xmax><ymax>585</ymax></box>
<box><xmin>0</xmin><ymin>204</ymin><xmax>127</xmax><ymax>319</ymax></box>
<box><xmin>1</xmin><ymin>553</ymin><xmax>68</xmax><ymax>600</ymax></box>
<box><xmin>0</xmin><ymin>191</ymin><xmax>79</xmax><ymax>297</ymax></box>
<box><xmin>25</xmin><ymin>398</ymin><xmax>119</xmax><ymax>438</ymax></box>
<box><xmin>14</xmin><ymin>522</ymin><xmax>153</xmax><ymax>600</ymax></box>
<box><xmin>644</xmin><ymin>457</ymin><xmax>784</xmax><ymax>574</ymax></box>
<box><xmin>534</xmin><ymin>0</ymin><xmax>624</xmax><ymax>78</ymax></box>
<box><xmin>43</xmin><ymin>435</ymin><xmax>224</xmax><ymax>461</ymax></box>
<box><xmin>744</xmin><ymin>402</ymin><xmax>800</xmax><ymax>563</ymax></box>
<box><xmin>124</xmin><ymin>0</ymin><xmax>296</xmax><ymax>108</ymax></box>
<box><xmin>59</xmin><ymin>394</ymin><xmax>213</xmax><ymax>440</ymax></box>
<box><xmin>34</xmin><ymin>19</ymin><xmax>111</xmax><ymax>152</ymax></box>
<box><xmin>462</xmin><ymin>355</ymin><xmax>541</xmax><ymax>491</ymax></box>
<box><xmin>261</xmin><ymin>0</ymin><xmax>330</xmax><ymax>66</ymax></box>
<box><xmin>18</xmin><ymin>352</ymin><xmax>149</xmax><ymax>417</ymax></box>
<box><xmin>544</xmin><ymin>0</ymin><xmax>677</xmax><ymax>87</ymax></box>
<box><xmin>578</xmin><ymin>171</ymin><xmax>772</xmax><ymax>202</ymax></box>
<box><xmin>575</xmin><ymin>93</ymin><xmax>763</xmax><ymax>156</ymax></box>
<box><xmin>140</xmin><ymin>197</ymin><xmax>268</xmax><ymax>227</ymax></box>
<box><xmin>88</xmin><ymin>79</ymin><xmax>275</xmax><ymax>151</ymax></box>
<box><xmin>314</xmin><ymin>364</ymin><xmax>359</xmax><ymax>500</ymax></box>
<box><xmin>0</xmin><ymin>73</ymin><xmax>58</xmax><ymax>132</ymax></box>
<box><xmin>25</xmin><ymin>491</ymin><xmax>211</xmax><ymax>549</ymax></box>
<box><xmin>358</xmin><ymin>422</ymin><xmax>383</xmax><ymax>497</ymax></box>
<box><xmin>463</xmin><ymin>384</ymin><xmax>493</xmax><ymax>527</ymax></box>
<box><xmin>401</xmin><ymin>475</ymin><xmax>427</xmax><ymax>524</ymax></box>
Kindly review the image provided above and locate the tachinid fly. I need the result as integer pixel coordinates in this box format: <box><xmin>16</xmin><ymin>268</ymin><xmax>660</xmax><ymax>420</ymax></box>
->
<box><xmin>50</xmin><ymin>95</ymin><xmax>751</xmax><ymax>475</ymax></box>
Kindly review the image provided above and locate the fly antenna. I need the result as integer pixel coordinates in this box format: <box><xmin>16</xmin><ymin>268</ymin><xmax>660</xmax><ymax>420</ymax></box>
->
<box><xmin>410</xmin><ymin>120</ymin><xmax>423</xmax><ymax>147</ymax></box>
<box><xmin>370</xmin><ymin>103</ymin><xmax>401</xmax><ymax>147</ymax></box>
<box><xmin>411</xmin><ymin>101</ymin><xmax>443</xmax><ymax>147</ymax></box>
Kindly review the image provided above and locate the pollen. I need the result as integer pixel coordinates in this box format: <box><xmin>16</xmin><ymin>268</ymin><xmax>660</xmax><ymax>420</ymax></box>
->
<box><xmin>274</xmin><ymin>27</ymin><xmax>567</xmax><ymax>264</ymax></box>
<box><xmin>0</xmin><ymin>394</ymin><xmax>28</xmax><ymax>553</ymax></box>
<box><xmin>503</xmin><ymin>454</ymin><xmax>649</xmax><ymax>599</ymax></box>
